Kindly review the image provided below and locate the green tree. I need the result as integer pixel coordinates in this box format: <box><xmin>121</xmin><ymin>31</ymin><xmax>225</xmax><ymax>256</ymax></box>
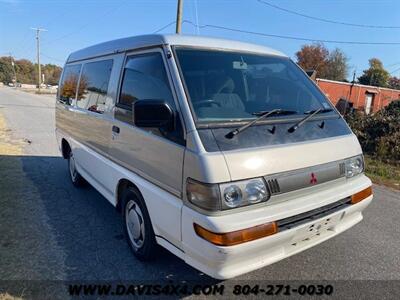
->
<box><xmin>0</xmin><ymin>57</ymin><xmax>14</xmax><ymax>84</ymax></box>
<box><xmin>326</xmin><ymin>48</ymin><xmax>349</xmax><ymax>81</ymax></box>
<box><xmin>0</xmin><ymin>56</ymin><xmax>62</xmax><ymax>85</ymax></box>
<box><xmin>358</xmin><ymin>58</ymin><xmax>390</xmax><ymax>87</ymax></box>
<box><xmin>42</xmin><ymin>64</ymin><xmax>62</xmax><ymax>85</ymax></box>
<box><xmin>345</xmin><ymin>100</ymin><xmax>400</xmax><ymax>161</ymax></box>
<box><xmin>15</xmin><ymin>59</ymin><xmax>36</xmax><ymax>84</ymax></box>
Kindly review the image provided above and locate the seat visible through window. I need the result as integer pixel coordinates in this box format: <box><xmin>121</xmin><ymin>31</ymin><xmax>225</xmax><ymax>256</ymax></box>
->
<box><xmin>211</xmin><ymin>76</ymin><xmax>245</xmax><ymax>111</ymax></box>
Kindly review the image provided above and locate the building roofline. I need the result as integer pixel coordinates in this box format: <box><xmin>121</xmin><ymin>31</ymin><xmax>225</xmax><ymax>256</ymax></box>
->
<box><xmin>316</xmin><ymin>78</ymin><xmax>400</xmax><ymax>93</ymax></box>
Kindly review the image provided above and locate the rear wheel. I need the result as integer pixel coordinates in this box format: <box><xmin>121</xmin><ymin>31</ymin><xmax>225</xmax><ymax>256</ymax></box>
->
<box><xmin>122</xmin><ymin>187</ymin><xmax>158</xmax><ymax>261</ymax></box>
<box><xmin>68</xmin><ymin>151</ymin><xmax>85</xmax><ymax>187</ymax></box>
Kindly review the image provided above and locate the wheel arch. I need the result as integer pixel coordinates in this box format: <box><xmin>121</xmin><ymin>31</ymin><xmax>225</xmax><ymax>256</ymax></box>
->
<box><xmin>61</xmin><ymin>138</ymin><xmax>71</xmax><ymax>159</ymax></box>
<box><xmin>115</xmin><ymin>178</ymin><xmax>142</xmax><ymax>213</ymax></box>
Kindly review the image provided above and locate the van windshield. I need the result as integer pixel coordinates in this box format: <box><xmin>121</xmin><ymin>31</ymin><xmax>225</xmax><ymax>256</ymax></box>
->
<box><xmin>175</xmin><ymin>48</ymin><xmax>335</xmax><ymax>124</ymax></box>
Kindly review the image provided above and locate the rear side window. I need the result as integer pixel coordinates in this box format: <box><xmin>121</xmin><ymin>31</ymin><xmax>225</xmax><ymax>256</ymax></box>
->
<box><xmin>76</xmin><ymin>59</ymin><xmax>113</xmax><ymax>113</ymax></box>
<box><xmin>59</xmin><ymin>64</ymin><xmax>81</xmax><ymax>105</ymax></box>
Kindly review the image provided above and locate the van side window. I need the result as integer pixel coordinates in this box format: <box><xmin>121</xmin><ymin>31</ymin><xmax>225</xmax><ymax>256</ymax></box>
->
<box><xmin>116</xmin><ymin>52</ymin><xmax>184</xmax><ymax>145</ymax></box>
<box><xmin>58</xmin><ymin>64</ymin><xmax>81</xmax><ymax>105</ymax></box>
<box><xmin>76</xmin><ymin>59</ymin><xmax>113</xmax><ymax>113</ymax></box>
<box><xmin>118</xmin><ymin>53</ymin><xmax>175</xmax><ymax>109</ymax></box>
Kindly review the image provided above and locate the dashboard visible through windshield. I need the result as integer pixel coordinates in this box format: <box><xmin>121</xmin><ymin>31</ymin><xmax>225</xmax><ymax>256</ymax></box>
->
<box><xmin>174</xmin><ymin>48</ymin><xmax>335</xmax><ymax>124</ymax></box>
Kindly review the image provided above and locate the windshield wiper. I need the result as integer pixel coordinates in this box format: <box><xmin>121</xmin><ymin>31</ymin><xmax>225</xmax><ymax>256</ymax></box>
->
<box><xmin>226</xmin><ymin>109</ymin><xmax>297</xmax><ymax>139</ymax></box>
<box><xmin>287</xmin><ymin>108</ymin><xmax>324</xmax><ymax>133</ymax></box>
<box><xmin>252</xmin><ymin>109</ymin><xmax>297</xmax><ymax>116</ymax></box>
<box><xmin>303</xmin><ymin>108</ymin><xmax>333</xmax><ymax>114</ymax></box>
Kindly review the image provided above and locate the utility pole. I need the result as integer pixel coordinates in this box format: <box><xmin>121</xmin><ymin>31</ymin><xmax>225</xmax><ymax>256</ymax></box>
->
<box><xmin>30</xmin><ymin>27</ymin><xmax>47</xmax><ymax>93</ymax></box>
<box><xmin>175</xmin><ymin>0</ymin><xmax>183</xmax><ymax>34</ymax></box>
<box><xmin>194</xmin><ymin>0</ymin><xmax>200</xmax><ymax>35</ymax></box>
<box><xmin>9</xmin><ymin>53</ymin><xmax>17</xmax><ymax>86</ymax></box>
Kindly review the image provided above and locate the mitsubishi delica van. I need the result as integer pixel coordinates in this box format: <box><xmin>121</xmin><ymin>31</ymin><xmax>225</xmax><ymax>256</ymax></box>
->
<box><xmin>56</xmin><ymin>34</ymin><xmax>373</xmax><ymax>279</ymax></box>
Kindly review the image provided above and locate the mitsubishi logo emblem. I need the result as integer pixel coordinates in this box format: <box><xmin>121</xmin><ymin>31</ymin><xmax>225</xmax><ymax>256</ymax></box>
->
<box><xmin>310</xmin><ymin>173</ymin><xmax>318</xmax><ymax>184</ymax></box>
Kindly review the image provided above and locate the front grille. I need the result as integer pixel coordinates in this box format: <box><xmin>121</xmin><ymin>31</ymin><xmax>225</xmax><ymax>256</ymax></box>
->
<box><xmin>339</xmin><ymin>162</ymin><xmax>346</xmax><ymax>176</ymax></box>
<box><xmin>276</xmin><ymin>197</ymin><xmax>351</xmax><ymax>231</ymax></box>
<box><xmin>263</xmin><ymin>159</ymin><xmax>346</xmax><ymax>195</ymax></box>
<box><xmin>267</xmin><ymin>179</ymin><xmax>281</xmax><ymax>194</ymax></box>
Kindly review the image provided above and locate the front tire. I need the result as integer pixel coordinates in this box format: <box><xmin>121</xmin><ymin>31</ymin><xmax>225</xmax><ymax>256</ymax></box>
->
<box><xmin>68</xmin><ymin>151</ymin><xmax>85</xmax><ymax>187</ymax></box>
<box><xmin>122</xmin><ymin>187</ymin><xmax>158</xmax><ymax>261</ymax></box>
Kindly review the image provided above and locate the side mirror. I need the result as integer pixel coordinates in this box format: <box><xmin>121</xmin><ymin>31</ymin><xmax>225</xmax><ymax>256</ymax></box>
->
<box><xmin>133</xmin><ymin>100</ymin><xmax>174</xmax><ymax>130</ymax></box>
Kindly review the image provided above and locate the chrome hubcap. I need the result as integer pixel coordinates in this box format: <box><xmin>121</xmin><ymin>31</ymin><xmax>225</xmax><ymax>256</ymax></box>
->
<box><xmin>125</xmin><ymin>200</ymin><xmax>145</xmax><ymax>249</ymax></box>
<box><xmin>69</xmin><ymin>153</ymin><xmax>77</xmax><ymax>181</ymax></box>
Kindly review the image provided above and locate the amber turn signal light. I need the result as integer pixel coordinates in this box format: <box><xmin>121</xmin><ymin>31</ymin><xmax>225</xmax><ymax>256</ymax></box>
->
<box><xmin>194</xmin><ymin>222</ymin><xmax>278</xmax><ymax>246</ymax></box>
<box><xmin>351</xmin><ymin>186</ymin><xmax>372</xmax><ymax>204</ymax></box>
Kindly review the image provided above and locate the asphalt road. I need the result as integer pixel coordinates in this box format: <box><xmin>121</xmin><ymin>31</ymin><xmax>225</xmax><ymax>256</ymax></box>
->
<box><xmin>0</xmin><ymin>87</ymin><xmax>399</xmax><ymax>299</ymax></box>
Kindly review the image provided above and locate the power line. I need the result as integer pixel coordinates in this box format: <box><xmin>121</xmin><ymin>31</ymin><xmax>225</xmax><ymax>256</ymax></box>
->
<box><xmin>19</xmin><ymin>19</ymin><xmax>176</xmax><ymax>65</ymax></box>
<box><xmin>42</xmin><ymin>0</ymin><xmax>128</xmax><ymax>45</ymax></box>
<box><xmin>387</xmin><ymin>62</ymin><xmax>400</xmax><ymax>68</ymax></box>
<box><xmin>390</xmin><ymin>66</ymin><xmax>400</xmax><ymax>74</ymax></box>
<box><xmin>12</xmin><ymin>32</ymin><xmax>33</xmax><ymax>58</ymax></box>
<box><xmin>182</xmin><ymin>20</ymin><xmax>400</xmax><ymax>45</ymax></box>
<box><xmin>256</xmin><ymin>0</ymin><xmax>400</xmax><ymax>29</ymax></box>
<box><xmin>41</xmin><ymin>53</ymin><xmax>65</xmax><ymax>64</ymax></box>
<box><xmin>13</xmin><ymin>10</ymin><xmax>72</xmax><ymax>59</ymax></box>
<box><xmin>153</xmin><ymin>21</ymin><xmax>176</xmax><ymax>33</ymax></box>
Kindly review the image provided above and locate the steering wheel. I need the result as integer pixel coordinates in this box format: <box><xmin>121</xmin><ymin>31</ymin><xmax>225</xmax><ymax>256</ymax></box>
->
<box><xmin>194</xmin><ymin>99</ymin><xmax>221</xmax><ymax>107</ymax></box>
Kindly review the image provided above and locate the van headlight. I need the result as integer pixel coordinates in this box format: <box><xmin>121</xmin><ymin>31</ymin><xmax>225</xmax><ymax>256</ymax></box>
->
<box><xmin>345</xmin><ymin>155</ymin><xmax>364</xmax><ymax>178</ymax></box>
<box><xmin>245</xmin><ymin>180</ymin><xmax>268</xmax><ymax>203</ymax></box>
<box><xmin>187</xmin><ymin>178</ymin><xmax>270</xmax><ymax>211</ymax></box>
<box><xmin>223</xmin><ymin>185</ymin><xmax>243</xmax><ymax>208</ymax></box>
<box><xmin>220</xmin><ymin>178</ymin><xmax>270</xmax><ymax>209</ymax></box>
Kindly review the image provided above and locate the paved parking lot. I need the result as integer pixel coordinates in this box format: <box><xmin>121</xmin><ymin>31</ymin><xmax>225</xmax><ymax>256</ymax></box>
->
<box><xmin>0</xmin><ymin>87</ymin><xmax>399</xmax><ymax>298</ymax></box>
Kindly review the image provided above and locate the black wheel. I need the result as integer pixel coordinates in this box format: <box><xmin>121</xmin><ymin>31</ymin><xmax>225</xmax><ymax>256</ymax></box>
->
<box><xmin>122</xmin><ymin>187</ymin><xmax>158</xmax><ymax>261</ymax></box>
<box><xmin>67</xmin><ymin>151</ymin><xmax>86</xmax><ymax>187</ymax></box>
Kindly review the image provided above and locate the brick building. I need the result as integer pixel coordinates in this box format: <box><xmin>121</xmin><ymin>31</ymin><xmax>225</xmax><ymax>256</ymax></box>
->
<box><xmin>316</xmin><ymin>78</ymin><xmax>400</xmax><ymax>114</ymax></box>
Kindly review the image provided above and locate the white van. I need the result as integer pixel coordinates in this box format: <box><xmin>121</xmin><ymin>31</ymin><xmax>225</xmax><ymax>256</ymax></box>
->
<box><xmin>56</xmin><ymin>34</ymin><xmax>373</xmax><ymax>279</ymax></box>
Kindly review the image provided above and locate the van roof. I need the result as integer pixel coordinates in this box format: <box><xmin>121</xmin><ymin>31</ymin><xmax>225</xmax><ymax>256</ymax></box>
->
<box><xmin>66</xmin><ymin>34</ymin><xmax>287</xmax><ymax>63</ymax></box>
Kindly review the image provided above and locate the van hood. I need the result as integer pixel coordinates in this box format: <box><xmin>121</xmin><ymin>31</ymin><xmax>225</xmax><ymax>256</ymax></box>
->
<box><xmin>221</xmin><ymin>134</ymin><xmax>361</xmax><ymax>181</ymax></box>
<box><xmin>197</xmin><ymin>117</ymin><xmax>361</xmax><ymax>180</ymax></box>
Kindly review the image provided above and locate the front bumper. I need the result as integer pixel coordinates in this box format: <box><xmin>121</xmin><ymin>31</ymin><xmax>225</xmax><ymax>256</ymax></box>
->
<box><xmin>181</xmin><ymin>174</ymin><xmax>373</xmax><ymax>279</ymax></box>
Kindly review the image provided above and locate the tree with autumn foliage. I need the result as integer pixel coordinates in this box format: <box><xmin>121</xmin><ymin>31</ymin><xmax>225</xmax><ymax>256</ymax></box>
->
<box><xmin>0</xmin><ymin>56</ymin><xmax>62</xmax><ymax>85</ymax></box>
<box><xmin>15</xmin><ymin>59</ymin><xmax>36</xmax><ymax>83</ymax></box>
<box><xmin>296</xmin><ymin>43</ymin><xmax>349</xmax><ymax>81</ymax></box>
<box><xmin>296</xmin><ymin>43</ymin><xmax>329</xmax><ymax>77</ymax></box>
<box><xmin>59</xmin><ymin>75</ymin><xmax>79</xmax><ymax>100</ymax></box>
<box><xmin>59</xmin><ymin>74</ymin><xmax>88</xmax><ymax>105</ymax></box>
<box><xmin>42</xmin><ymin>64</ymin><xmax>62</xmax><ymax>85</ymax></box>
